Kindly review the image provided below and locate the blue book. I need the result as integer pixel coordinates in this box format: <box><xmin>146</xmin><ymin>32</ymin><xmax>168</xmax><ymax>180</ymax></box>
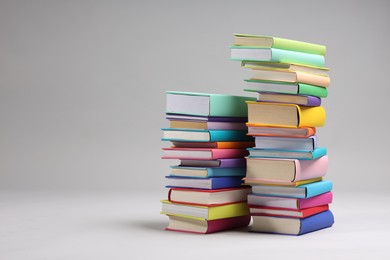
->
<box><xmin>165</xmin><ymin>176</ymin><xmax>243</xmax><ymax>190</ymax></box>
<box><xmin>162</xmin><ymin>128</ymin><xmax>253</xmax><ymax>142</ymax></box>
<box><xmin>251</xmin><ymin>180</ymin><xmax>333</xmax><ymax>198</ymax></box>
<box><xmin>170</xmin><ymin>166</ymin><xmax>246</xmax><ymax>178</ymax></box>
<box><xmin>252</xmin><ymin>210</ymin><xmax>334</xmax><ymax>235</ymax></box>
<box><xmin>247</xmin><ymin>147</ymin><xmax>327</xmax><ymax>160</ymax></box>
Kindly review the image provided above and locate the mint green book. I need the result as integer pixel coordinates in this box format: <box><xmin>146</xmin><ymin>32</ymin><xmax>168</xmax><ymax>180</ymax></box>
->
<box><xmin>244</xmin><ymin>79</ymin><xmax>328</xmax><ymax>98</ymax></box>
<box><xmin>230</xmin><ymin>46</ymin><xmax>325</xmax><ymax>67</ymax></box>
<box><xmin>166</xmin><ymin>91</ymin><xmax>256</xmax><ymax>117</ymax></box>
<box><xmin>234</xmin><ymin>34</ymin><xmax>326</xmax><ymax>55</ymax></box>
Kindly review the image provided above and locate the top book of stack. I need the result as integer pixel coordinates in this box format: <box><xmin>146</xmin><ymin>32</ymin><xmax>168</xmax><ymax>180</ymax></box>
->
<box><xmin>230</xmin><ymin>34</ymin><xmax>326</xmax><ymax>68</ymax></box>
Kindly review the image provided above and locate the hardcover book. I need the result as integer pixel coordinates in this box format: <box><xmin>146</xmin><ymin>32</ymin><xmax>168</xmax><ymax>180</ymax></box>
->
<box><xmin>250</xmin><ymin>205</ymin><xmax>329</xmax><ymax>218</ymax></box>
<box><xmin>247</xmin><ymin>101</ymin><xmax>326</xmax><ymax>127</ymax></box>
<box><xmin>244</xmin><ymin>177</ymin><xmax>322</xmax><ymax>187</ymax></box>
<box><xmin>257</xmin><ymin>93</ymin><xmax>321</xmax><ymax>107</ymax></box>
<box><xmin>254</xmin><ymin>135</ymin><xmax>317</xmax><ymax>151</ymax></box>
<box><xmin>166</xmin><ymin>91</ymin><xmax>255</xmax><ymax>117</ymax></box>
<box><xmin>179</xmin><ymin>158</ymin><xmax>247</xmax><ymax>168</ymax></box>
<box><xmin>247</xmin><ymin>147</ymin><xmax>327</xmax><ymax>160</ymax></box>
<box><xmin>165</xmin><ymin>214</ymin><xmax>251</xmax><ymax>234</ymax></box>
<box><xmin>165</xmin><ymin>176</ymin><xmax>243</xmax><ymax>189</ymax></box>
<box><xmin>251</xmin><ymin>210</ymin><xmax>334</xmax><ymax>235</ymax></box>
<box><xmin>162</xmin><ymin>147</ymin><xmax>248</xmax><ymax>160</ymax></box>
<box><xmin>171</xmin><ymin>141</ymin><xmax>254</xmax><ymax>149</ymax></box>
<box><xmin>166</xmin><ymin>114</ymin><xmax>248</xmax><ymax>122</ymax></box>
<box><xmin>170</xmin><ymin>166</ymin><xmax>246</xmax><ymax>178</ymax></box>
<box><xmin>246</xmin><ymin>124</ymin><xmax>316</xmax><ymax>138</ymax></box>
<box><xmin>233</xmin><ymin>34</ymin><xmax>326</xmax><ymax>55</ymax></box>
<box><xmin>162</xmin><ymin>128</ymin><xmax>252</xmax><ymax>142</ymax></box>
<box><xmin>169</xmin><ymin>120</ymin><xmax>247</xmax><ymax>130</ymax></box>
<box><xmin>251</xmin><ymin>180</ymin><xmax>333</xmax><ymax>198</ymax></box>
<box><xmin>230</xmin><ymin>47</ymin><xmax>325</xmax><ymax>67</ymax></box>
<box><xmin>161</xmin><ymin>200</ymin><xmax>249</xmax><ymax>220</ymax></box>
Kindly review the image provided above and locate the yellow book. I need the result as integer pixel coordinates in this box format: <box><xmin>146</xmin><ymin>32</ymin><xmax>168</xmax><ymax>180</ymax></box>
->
<box><xmin>247</xmin><ymin>101</ymin><xmax>326</xmax><ymax>128</ymax></box>
<box><xmin>161</xmin><ymin>200</ymin><xmax>249</xmax><ymax>220</ymax></box>
<box><xmin>243</xmin><ymin>177</ymin><xmax>323</xmax><ymax>187</ymax></box>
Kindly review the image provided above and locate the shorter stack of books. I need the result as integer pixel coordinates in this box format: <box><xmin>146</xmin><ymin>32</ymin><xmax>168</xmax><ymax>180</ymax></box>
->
<box><xmin>161</xmin><ymin>91</ymin><xmax>255</xmax><ymax>234</ymax></box>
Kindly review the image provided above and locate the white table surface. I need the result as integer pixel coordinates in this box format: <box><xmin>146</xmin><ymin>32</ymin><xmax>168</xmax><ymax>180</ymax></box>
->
<box><xmin>1</xmin><ymin>190</ymin><xmax>389</xmax><ymax>259</ymax></box>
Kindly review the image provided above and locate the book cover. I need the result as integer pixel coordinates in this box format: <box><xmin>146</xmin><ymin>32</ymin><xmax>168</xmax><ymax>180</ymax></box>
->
<box><xmin>244</xmin><ymin>80</ymin><xmax>328</xmax><ymax>98</ymax></box>
<box><xmin>254</xmin><ymin>135</ymin><xmax>317</xmax><ymax>151</ymax></box>
<box><xmin>179</xmin><ymin>158</ymin><xmax>247</xmax><ymax>168</ymax></box>
<box><xmin>170</xmin><ymin>166</ymin><xmax>246</xmax><ymax>178</ymax></box>
<box><xmin>162</xmin><ymin>128</ymin><xmax>252</xmax><ymax>142</ymax></box>
<box><xmin>165</xmin><ymin>176</ymin><xmax>243</xmax><ymax>189</ymax></box>
<box><xmin>233</xmin><ymin>34</ymin><xmax>326</xmax><ymax>55</ymax></box>
<box><xmin>230</xmin><ymin>47</ymin><xmax>325</xmax><ymax>67</ymax></box>
<box><xmin>249</xmin><ymin>205</ymin><xmax>329</xmax><ymax>218</ymax></box>
<box><xmin>247</xmin><ymin>147</ymin><xmax>327</xmax><ymax>160</ymax></box>
<box><xmin>165</xmin><ymin>214</ymin><xmax>251</xmax><ymax>234</ymax></box>
<box><xmin>251</xmin><ymin>180</ymin><xmax>332</xmax><ymax>198</ymax></box>
<box><xmin>162</xmin><ymin>147</ymin><xmax>249</xmax><ymax>160</ymax></box>
<box><xmin>166</xmin><ymin>91</ymin><xmax>255</xmax><ymax>117</ymax></box>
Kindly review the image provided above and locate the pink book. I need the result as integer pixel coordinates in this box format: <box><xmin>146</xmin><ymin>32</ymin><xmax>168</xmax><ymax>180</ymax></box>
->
<box><xmin>165</xmin><ymin>215</ymin><xmax>251</xmax><ymax>234</ymax></box>
<box><xmin>295</xmin><ymin>156</ymin><xmax>328</xmax><ymax>181</ymax></box>
<box><xmin>247</xmin><ymin>192</ymin><xmax>333</xmax><ymax>210</ymax></box>
<box><xmin>162</xmin><ymin>147</ymin><xmax>249</xmax><ymax>160</ymax></box>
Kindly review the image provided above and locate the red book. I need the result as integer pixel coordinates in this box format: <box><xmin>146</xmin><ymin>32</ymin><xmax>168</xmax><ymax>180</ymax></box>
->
<box><xmin>165</xmin><ymin>215</ymin><xmax>251</xmax><ymax>234</ymax></box>
<box><xmin>249</xmin><ymin>205</ymin><xmax>329</xmax><ymax>218</ymax></box>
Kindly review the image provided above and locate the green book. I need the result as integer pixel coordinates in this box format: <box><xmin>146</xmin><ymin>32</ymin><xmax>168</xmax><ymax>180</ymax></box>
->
<box><xmin>244</xmin><ymin>79</ymin><xmax>328</xmax><ymax>98</ymax></box>
<box><xmin>166</xmin><ymin>91</ymin><xmax>256</xmax><ymax>117</ymax></box>
<box><xmin>233</xmin><ymin>34</ymin><xmax>326</xmax><ymax>55</ymax></box>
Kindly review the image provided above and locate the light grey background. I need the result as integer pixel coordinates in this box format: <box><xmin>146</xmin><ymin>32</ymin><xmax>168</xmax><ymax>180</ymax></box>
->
<box><xmin>1</xmin><ymin>0</ymin><xmax>389</xmax><ymax>192</ymax></box>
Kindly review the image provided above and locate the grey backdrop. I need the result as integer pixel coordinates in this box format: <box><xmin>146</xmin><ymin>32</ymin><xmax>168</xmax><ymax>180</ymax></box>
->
<box><xmin>1</xmin><ymin>0</ymin><xmax>389</xmax><ymax>191</ymax></box>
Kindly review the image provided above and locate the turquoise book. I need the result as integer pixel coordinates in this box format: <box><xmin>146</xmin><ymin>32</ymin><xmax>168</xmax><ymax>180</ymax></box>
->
<box><xmin>251</xmin><ymin>180</ymin><xmax>333</xmax><ymax>199</ymax></box>
<box><xmin>162</xmin><ymin>128</ymin><xmax>253</xmax><ymax>142</ymax></box>
<box><xmin>166</xmin><ymin>91</ymin><xmax>256</xmax><ymax>117</ymax></box>
<box><xmin>170</xmin><ymin>166</ymin><xmax>246</xmax><ymax>178</ymax></box>
<box><xmin>230</xmin><ymin>47</ymin><xmax>325</xmax><ymax>67</ymax></box>
<box><xmin>247</xmin><ymin>147</ymin><xmax>327</xmax><ymax>160</ymax></box>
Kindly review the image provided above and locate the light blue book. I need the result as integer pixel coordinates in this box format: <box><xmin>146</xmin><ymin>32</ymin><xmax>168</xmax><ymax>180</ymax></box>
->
<box><xmin>170</xmin><ymin>166</ymin><xmax>246</xmax><ymax>178</ymax></box>
<box><xmin>162</xmin><ymin>128</ymin><xmax>253</xmax><ymax>142</ymax></box>
<box><xmin>251</xmin><ymin>180</ymin><xmax>333</xmax><ymax>199</ymax></box>
<box><xmin>230</xmin><ymin>47</ymin><xmax>325</xmax><ymax>67</ymax></box>
<box><xmin>247</xmin><ymin>147</ymin><xmax>327</xmax><ymax>160</ymax></box>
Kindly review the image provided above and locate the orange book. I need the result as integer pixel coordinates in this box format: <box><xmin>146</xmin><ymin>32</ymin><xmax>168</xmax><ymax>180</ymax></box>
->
<box><xmin>246</xmin><ymin>123</ymin><xmax>315</xmax><ymax>137</ymax></box>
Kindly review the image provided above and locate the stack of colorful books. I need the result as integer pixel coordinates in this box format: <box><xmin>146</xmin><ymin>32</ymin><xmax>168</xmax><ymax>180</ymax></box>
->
<box><xmin>161</xmin><ymin>91</ymin><xmax>256</xmax><ymax>234</ymax></box>
<box><xmin>230</xmin><ymin>34</ymin><xmax>335</xmax><ymax>235</ymax></box>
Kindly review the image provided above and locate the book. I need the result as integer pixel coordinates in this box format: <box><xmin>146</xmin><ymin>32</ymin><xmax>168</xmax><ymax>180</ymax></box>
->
<box><xmin>162</xmin><ymin>128</ymin><xmax>252</xmax><ymax>142</ymax></box>
<box><xmin>168</xmin><ymin>187</ymin><xmax>251</xmax><ymax>206</ymax></box>
<box><xmin>250</xmin><ymin>205</ymin><xmax>329</xmax><ymax>218</ymax></box>
<box><xmin>251</xmin><ymin>210</ymin><xmax>334</xmax><ymax>235</ymax></box>
<box><xmin>247</xmin><ymin>192</ymin><xmax>333</xmax><ymax>209</ymax></box>
<box><xmin>257</xmin><ymin>93</ymin><xmax>321</xmax><ymax>107</ymax></box>
<box><xmin>251</xmin><ymin>180</ymin><xmax>333</xmax><ymax>198</ymax></box>
<box><xmin>162</xmin><ymin>147</ymin><xmax>248</xmax><ymax>160</ymax></box>
<box><xmin>233</xmin><ymin>34</ymin><xmax>326</xmax><ymax>55</ymax></box>
<box><xmin>165</xmin><ymin>176</ymin><xmax>243</xmax><ymax>189</ymax></box>
<box><xmin>246</xmin><ymin>156</ymin><xmax>328</xmax><ymax>182</ymax></box>
<box><xmin>254</xmin><ymin>136</ymin><xmax>317</xmax><ymax>151</ymax></box>
<box><xmin>161</xmin><ymin>200</ymin><xmax>249</xmax><ymax>220</ymax></box>
<box><xmin>250</xmin><ymin>68</ymin><xmax>330</xmax><ymax>87</ymax></box>
<box><xmin>165</xmin><ymin>214</ymin><xmax>251</xmax><ymax>234</ymax></box>
<box><xmin>247</xmin><ymin>101</ymin><xmax>326</xmax><ymax>127</ymax></box>
<box><xmin>170</xmin><ymin>166</ymin><xmax>246</xmax><ymax>178</ymax></box>
<box><xmin>241</xmin><ymin>60</ymin><xmax>329</xmax><ymax>76</ymax></box>
<box><xmin>171</xmin><ymin>141</ymin><xmax>254</xmax><ymax>149</ymax></box>
<box><xmin>244</xmin><ymin>177</ymin><xmax>322</xmax><ymax>187</ymax></box>
<box><xmin>244</xmin><ymin>80</ymin><xmax>328</xmax><ymax>98</ymax></box>
<box><xmin>166</xmin><ymin>91</ymin><xmax>255</xmax><ymax>117</ymax></box>
<box><xmin>179</xmin><ymin>158</ymin><xmax>247</xmax><ymax>168</ymax></box>
<box><xmin>166</xmin><ymin>114</ymin><xmax>247</xmax><ymax>122</ymax></box>
<box><xmin>247</xmin><ymin>124</ymin><xmax>316</xmax><ymax>138</ymax></box>
<box><xmin>230</xmin><ymin>47</ymin><xmax>325</xmax><ymax>67</ymax></box>
<box><xmin>169</xmin><ymin>120</ymin><xmax>247</xmax><ymax>130</ymax></box>
<box><xmin>247</xmin><ymin>147</ymin><xmax>327</xmax><ymax>160</ymax></box>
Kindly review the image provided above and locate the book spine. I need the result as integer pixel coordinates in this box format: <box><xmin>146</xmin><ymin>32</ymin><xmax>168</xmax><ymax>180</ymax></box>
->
<box><xmin>210</xmin><ymin>148</ymin><xmax>249</xmax><ymax>159</ymax></box>
<box><xmin>273</xmin><ymin>37</ymin><xmax>326</xmax><ymax>55</ymax></box>
<box><xmin>210</xmin><ymin>95</ymin><xmax>255</xmax><ymax>117</ymax></box>
<box><xmin>310</xmin><ymin>147</ymin><xmax>327</xmax><ymax>159</ymax></box>
<box><xmin>270</xmin><ymin>48</ymin><xmax>325</xmax><ymax>67</ymax></box>
<box><xmin>299</xmin><ymin>210</ymin><xmax>334</xmax><ymax>235</ymax></box>
<box><xmin>295</xmin><ymin>155</ymin><xmax>328</xmax><ymax>181</ymax></box>
<box><xmin>208</xmin><ymin>203</ymin><xmax>250</xmax><ymax>220</ymax></box>
<box><xmin>209</xmin><ymin>130</ymin><xmax>252</xmax><ymax>142</ymax></box>
<box><xmin>207</xmin><ymin>167</ymin><xmax>246</xmax><ymax>177</ymax></box>
<box><xmin>305</xmin><ymin>96</ymin><xmax>322</xmax><ymax>106</ymax></box>
<box><xmin>218</xmin><ymin>158</ymin><xmax>247</xmax><ymax>168</ymax></box>
<box><xmin>298</xmin><ymin>192</ymin><xmax>333</xmax><ymax>209</ymax></box>
<box><xmin>206</xmin><ymin>215</ymin><xmax>251</xmax><ymax>233</ymax></box>
<box><xmin>305</xmin><ymin>180</ymin><xmax>333</xmax><ymax>198</ymax></box>
<box><xmin>210</xmin><ymin>176</ymin><xmax>243</xmax><ymax>189</ymax></box>
<box><xmin>298</xmin><ymin>83</ymin><xmax>328</xmax><ymax>97</ymax></box>
<box><xmin>298</xmin><ymin>105</ymin><xmax>326</xmax><ymax>127</ymax></box>
<box><xmin>295</xmin><ymin>71</ymin><xmax>330</xmax><ymax>87</ymax></box>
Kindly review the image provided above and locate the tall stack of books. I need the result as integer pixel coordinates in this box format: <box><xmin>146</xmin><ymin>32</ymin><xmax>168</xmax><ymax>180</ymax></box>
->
<box><xmin>161</xmin><ymin>91</ymin><xmax>256</xmax><ymax>234</ymax></box>
<box><xmin>230</xmin><ymin>34</ymin><xmax>335</xmax><ymax>235</ymax></box>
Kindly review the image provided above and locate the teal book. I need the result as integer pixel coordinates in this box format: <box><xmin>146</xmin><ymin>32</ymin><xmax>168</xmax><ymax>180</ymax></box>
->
<box><xmin>247</xmin><ymin>147</ymin><xmax>327</xmax><ymax>160</ymax></box>
<box><xmin>244</xmin><ymin>79</ymin><xmax>328</xmax><ymax>98</ymax></box>
<box><xmin>170</xmin><ymin>166</ymin><xmax>246</xmax><ymax>178</ymax></box>
<box><xmin>251</xmin><ymin>180</ymin><xmax>333</xmax><ymax>199</ymax></box>
<box><xmin>162</xmin><ymin>128</ymin><xmax>253</xmax><ymax>142</ymax></box>
<box><xmin>166</xmin><ymin>91</ymin><xmax>256</xmax><ymax>117</ymax></box>
<box><xmin>230</xmin><ymin>46</ymin><xmax>325</xmax><ymax>67</ymax></box>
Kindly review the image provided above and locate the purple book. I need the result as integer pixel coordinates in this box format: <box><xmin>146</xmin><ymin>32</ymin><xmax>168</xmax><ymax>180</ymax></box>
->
<box><xmin>166</xmin><ymin>113</ymin><xmax>247</xmax><ymax>122</ymax></box>
<box><xmin>179</xmin><ymin>158</ymin><xmax>247</xmax><ymax>168</ymax></box>
<box><xmin>256</xmin><ymin>93</ymin><xmax>321</xmax><ymax>107</ymax></box>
